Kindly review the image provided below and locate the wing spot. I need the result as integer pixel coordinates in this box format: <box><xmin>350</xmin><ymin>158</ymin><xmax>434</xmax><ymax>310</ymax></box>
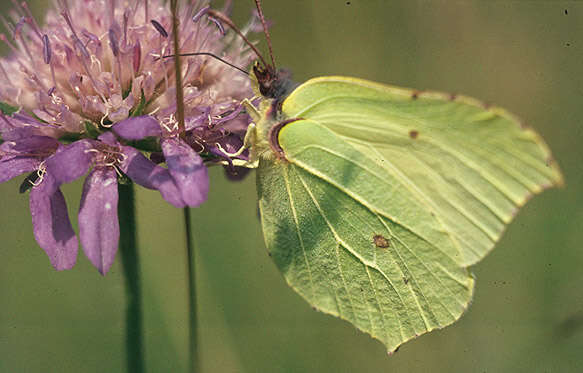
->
<box><xmin>409</xmin><ymin>130</ymin><xmax>419</xmax><ymax>139</ymax></box>
<box><xmin>411</xmin><ymin>91</ymin><xmax>421</xmax><ymax>100</ymax></box>
<box><xmin>373</xmin><ymin>234</ymin><xmax>390</xmax><ymax>248</ymax></box>
<box><xmin>403</xmin><ymin>277</ymin><xmax>409</xmax><ymax>285</ymax></box>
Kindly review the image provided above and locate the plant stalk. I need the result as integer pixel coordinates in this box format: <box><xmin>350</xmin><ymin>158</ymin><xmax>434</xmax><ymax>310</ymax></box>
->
<box><xmin>118</xmin><ymin>183</ymin><xmax>145</xmax><ymax>373</ymax></box>
<box><xmin>184</xmin><ymin>207</ymin><xmax>199</xmax><ymax>372</ymax></box>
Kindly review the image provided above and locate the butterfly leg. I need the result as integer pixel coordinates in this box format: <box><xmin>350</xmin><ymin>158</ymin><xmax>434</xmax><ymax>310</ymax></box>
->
<box><xmin>215</xmin><ymin>122</ymin><xmax>256</xmax><ymax>158</ymax></box>
<box><xmin>241</xmin><ymin>97</ymin><xmax>261</xmax><ymax>122</ymax></box>
<box><xmin>214</xmin><ymin>122</ymin><xmax>258</xmax><ymax>168</ymax></box>
<box><xmin>215</xmin><ymin>97</ymin><xmax>260</xmax><ymax>160</ymax></box>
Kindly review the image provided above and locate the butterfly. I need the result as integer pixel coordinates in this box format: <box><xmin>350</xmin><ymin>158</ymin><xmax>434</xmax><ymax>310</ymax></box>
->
<box><xmin>209</xmin><ymin>1</ymin><xmax>563</xmax><ymax>353</ymax></box>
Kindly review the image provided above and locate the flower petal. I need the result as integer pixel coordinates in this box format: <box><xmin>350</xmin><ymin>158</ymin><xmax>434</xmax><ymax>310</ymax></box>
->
<box><xmin>112</xmin><ymin>115</ymin><xmax>161</xmax><ymax>140</ymax></box>
<box><xmin>97</xmin><ymin>131</ymin><xmax>118</xmax><ymax>146</ymax></box>
<box><xmin>119</xmin><ymin>146</ymin><xmax>185</xmax><ymax>207</ymax></box>
<box><xmin>29</xmin><ymin>174</ymin><xmax>78</xmax><ymax>270</ymax></box>
<box><xmin>0</xmin><ymin>114</ymin><xmax>39</xmax><ymax>141</ymax></box>
<box><xmin>0</xmin><ymin>157</ymin><xmax>41</xmax><ymax>183</ymax></box>
<box><xmin>4</xmin><ymin>136</ymin><xmax>59</xmax><ymax>153</ymax></box>
<box><xmin>78</xmin><ymin>167</ymin><xmax>119</xmax><ymax>275</ymax></box>
<box><xmin>45</xmin><ymin>140</ymin><xmax>93</xmax><ymax>185</ymax></box>
<box><xmin>161</xmin><ymin>138</ymin><xmax>208</xmax><ymax>207</ymax></box>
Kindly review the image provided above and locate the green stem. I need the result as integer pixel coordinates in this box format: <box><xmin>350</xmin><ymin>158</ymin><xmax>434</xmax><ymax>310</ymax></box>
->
<box><xmin>183</xmin><ymin>207</ymin><xmax>199</xmax><ymax>372</ymax></box>
<box><xmin>118</xmin><ymin>183</ymin><xmax>145</xmax><ymax>373</ymax></box>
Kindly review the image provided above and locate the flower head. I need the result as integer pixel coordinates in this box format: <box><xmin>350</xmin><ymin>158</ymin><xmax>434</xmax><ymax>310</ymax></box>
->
<box><xmin>0</xmin><ymin>0</ymin><xmax>257</xmax><ymax>273</ymax></box>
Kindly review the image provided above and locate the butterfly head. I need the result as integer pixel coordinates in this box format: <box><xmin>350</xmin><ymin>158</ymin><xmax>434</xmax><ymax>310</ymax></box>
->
<box><xmin>253</xmin><ymin>61</ymin><xmax>296</xmax><ymax>101</ymax></box>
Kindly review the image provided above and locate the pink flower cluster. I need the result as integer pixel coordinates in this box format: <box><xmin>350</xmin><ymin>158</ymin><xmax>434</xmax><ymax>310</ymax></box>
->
<box><xmin>0</xmin><ymin>0</ymin><xmax>257</xmax><ymax>274</ymax></box>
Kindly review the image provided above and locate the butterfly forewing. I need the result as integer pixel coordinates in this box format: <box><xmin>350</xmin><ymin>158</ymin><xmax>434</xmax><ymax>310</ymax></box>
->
<box><xmin>279</xmin><ymin>77</ymin><xmax>563</xmax><ymax>266</ymax></box>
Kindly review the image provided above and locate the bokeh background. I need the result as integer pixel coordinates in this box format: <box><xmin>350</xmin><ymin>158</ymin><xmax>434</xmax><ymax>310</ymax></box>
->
<box><xmin>1</xmin><ymin>1</ymin><xmax>582</xmax><ymax>372</ymax></box>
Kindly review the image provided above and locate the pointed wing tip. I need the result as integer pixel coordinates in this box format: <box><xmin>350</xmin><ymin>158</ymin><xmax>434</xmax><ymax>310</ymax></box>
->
<box><xmin>548</xmin><ymin>162</ymin><xmax>565</xmax><ymax>189</ymax></box>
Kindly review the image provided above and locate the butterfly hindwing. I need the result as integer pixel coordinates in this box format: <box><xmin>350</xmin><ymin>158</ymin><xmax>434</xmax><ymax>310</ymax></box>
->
<box><xmin>257</xmin><ymin>119</ymin><xmax>474</xmax><ymax>352</ymax></box>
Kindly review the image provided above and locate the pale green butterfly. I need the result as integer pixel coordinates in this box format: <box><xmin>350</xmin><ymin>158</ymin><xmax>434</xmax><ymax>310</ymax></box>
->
<box><xmin>211</xmin><ymin>2</ymin><xmax>564</xmax><ymax>353</ymax></box>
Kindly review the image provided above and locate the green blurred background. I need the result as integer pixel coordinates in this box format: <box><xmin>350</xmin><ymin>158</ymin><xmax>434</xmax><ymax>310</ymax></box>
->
<box><xmin>1</xmin><ymin>1</ymin><xmax>581</xmax><ymax>372</ymax></box>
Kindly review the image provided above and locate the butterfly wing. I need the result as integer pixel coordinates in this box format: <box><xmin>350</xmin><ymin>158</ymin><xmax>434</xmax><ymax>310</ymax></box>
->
<box><xmin>257</xmin><ymin>120</ymin><xmax>475</xmax><ymax>353</ymax></box>
<box><xmin>280</xmin><ymin>76</ymin><xmax>563</xmax><ymax>266</ymax></box>
<box><xmin>256</xmin><ymin>76</ymin><xmax>562</xmax><ymax>352</ymax></box>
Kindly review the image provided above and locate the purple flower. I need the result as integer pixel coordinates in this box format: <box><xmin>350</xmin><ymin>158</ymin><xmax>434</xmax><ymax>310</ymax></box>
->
<box><xmin>0</xmin><ymin>0</ymin><xmax>258</xmax><ymax>273</ymax></box>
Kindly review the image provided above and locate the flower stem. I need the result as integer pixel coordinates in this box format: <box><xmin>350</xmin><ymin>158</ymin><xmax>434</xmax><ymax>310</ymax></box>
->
<box><xmin>118</xmin><ymin>183</ymin><xmax>145</xmax><ymax>373</ymax></box>
<box><xmin>183</xmin><ymin>207</ymin><xmax>199</xmax><ymax>372</ymax></box>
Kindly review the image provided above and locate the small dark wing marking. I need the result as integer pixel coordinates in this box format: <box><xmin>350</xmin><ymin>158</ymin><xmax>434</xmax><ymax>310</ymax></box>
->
<box><xmin>373</xmin><ymin>234</ymin><xmax>390</xmax><ymax>248</ymax></box>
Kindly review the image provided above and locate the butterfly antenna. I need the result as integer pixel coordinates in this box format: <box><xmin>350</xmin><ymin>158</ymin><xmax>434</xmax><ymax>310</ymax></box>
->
<box><xmin>253</xmin><ymin>0</ymin><xmax>276</xmax><ymax>69</ymax></box>
<box><xmin>160</xmin><ymin>52</ymin><xmax>250</xmax><ymax>76</ymax></box>
<box><xmin>206</xmin><ymin>9</ymin><xmax>270</xmax><ymax>71</ymax></box>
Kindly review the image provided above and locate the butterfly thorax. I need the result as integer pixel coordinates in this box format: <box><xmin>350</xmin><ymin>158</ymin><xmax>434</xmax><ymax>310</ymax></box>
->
<box><xmin>251</xmin><ymin>97</ymin><xmax>288</xmax><ymax>162</ymax></box>
<box><xmin>250</xmin><ymin>63</ymin><xmax>299</xmax><ymax>161</ymax></box>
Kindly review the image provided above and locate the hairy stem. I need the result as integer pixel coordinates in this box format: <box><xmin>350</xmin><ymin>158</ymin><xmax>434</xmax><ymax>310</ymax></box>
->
<box><xmin>184</xmin><ymin>207</ymin><xmax>199</xmax><ymax>372</ymax></box>
<box><xmin>118</xmin><ymin>183</ymin><xmax>145</xmax><ymax>373</ymax></box>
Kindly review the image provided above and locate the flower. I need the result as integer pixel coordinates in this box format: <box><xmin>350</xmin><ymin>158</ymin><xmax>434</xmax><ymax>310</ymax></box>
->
<box><xmin>0</xmin><ymin>0</ymin><xmax>257</xmax><ymax>273</ymax></box>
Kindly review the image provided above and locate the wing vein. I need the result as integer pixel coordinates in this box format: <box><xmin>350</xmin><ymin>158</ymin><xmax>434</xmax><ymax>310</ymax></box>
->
<box><xmin>295</xmin><ymin>167</ymin><xmax>416</xmax><ymax>337</ymax></box>
<box><xmin>281</xmin><ymin>165</ymin><xmax>319</xmax><ymax>304</ymax></box>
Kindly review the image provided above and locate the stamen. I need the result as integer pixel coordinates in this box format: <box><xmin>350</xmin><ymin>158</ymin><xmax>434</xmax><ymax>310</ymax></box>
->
<box><xmin>14</xmin><ymin>28</ymin><xmax>35</xmax><ymax>65</ymax></box>
<box><xmin>132</xmin><ymin>41</ymin><xmax>141</xmax><ymax>74</ymax></box>
<box><xmin>108</xmin><ymin>28</ymin><xmax>120</xmax><ymax>57</ymax></box>
<box><xmin>49</xmin><ymin>60</ymin><xmax>58</xmax><ymax>93</ymax></box>
<box><xmin>107</xmin><ymin>27</ymin><xmax>124</xmax><ymax>92</ymax></box>
<box><xmin>60</xmin><ymin>7</ymin><xmax>90</xmax><ymax>60</ymax></box>
<box><xmin>59</xmin><ymin>8</ymin><xmax>108</xmax><ymax>104</ymax></box>
<box><xmin>190</xmin><ymin>138</ymin><xmax>205</xmax><ymax>153</ymax></box>
<box><xmin>100</xmin><ymin>109</ymin><xmax>113</xmax><ymax>127</ymax></box>
<box><xmin>123</xmin><ymin>9</ymin><xmax>130</xmax><ymax>44</ymax></box>
<box><xmin>110</xmin><ymin>0</ymin><xmax>116</xmax><ymax>25</ymax></box>
<box><xmin>147</xmin><ymin>106</ymin><xmax>161</xmax><ymax>116</ymax></box>
<box><xmin>12</xmin><ymin>17</ymin><xmax>26</xmax><ymax>40</ymax></box>
<box><xmin>113</xmin><ymin>165</ymin><xmax>123</xmax><ymax>178</ymax></box>
<box><xmin>42</xmin><ymin>34</ymin><xmax>51</xmax><ymax>64</ymax></box>
<box><xmin>20</xmin><ymin>2</ymin><xmax>42</xmax><ymax>38</ymax></box>
<box><xmin>0</xmin><ymin>60</ymin><xmax>13</xmax><ymax>85</ymax></box>
<box><xmin>32</xmin><ymin>162</ymin><xmax>47</xmax><ymax>187</ymax></box>
<box><xmin>208</xmin><ymin>16</ymin><xmax>225</xmax><ymax>35</ymax></box>
<box><xmin>72</xmin><ymin>34</ymin><xmax>91</xmax><ymax>60</ymax></box>
<box><xmin>192</xmin><ymin>6</ymin><xmax>210</xmax><ymax>23</ymax></box>
<box><xmin>151</xmin><ymin>19</ymin><xmax>168</xmax><ymax>38</ymax></box>
<box><xmin>160</xmin><ymin>113</ymin><xmax>179</xmax><ymax>132</ymax></box>
<box><xmin>0</xmin><ymin>34</ymin><xmax>22</xmax><ymax>56</ymax></box>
